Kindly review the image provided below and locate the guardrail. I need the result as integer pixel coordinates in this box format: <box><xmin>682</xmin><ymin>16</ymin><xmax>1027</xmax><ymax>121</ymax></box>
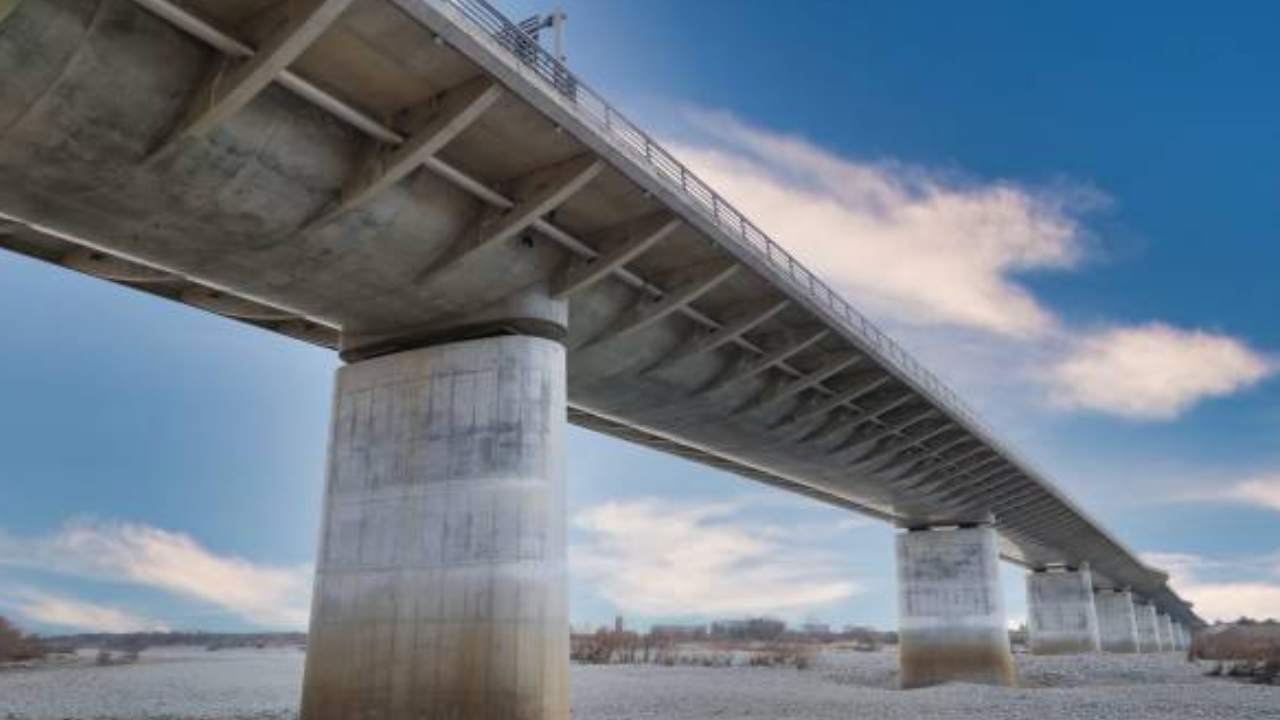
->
<box><xmin>442</xmin><ymin>0</ymin><xmax>991</xmax><ymax>433</ymax></box>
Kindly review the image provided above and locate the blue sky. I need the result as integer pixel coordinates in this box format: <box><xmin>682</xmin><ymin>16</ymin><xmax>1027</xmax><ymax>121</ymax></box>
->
<box><xmin>3</xmin><ymin>0</ymin><xmax>1280</xmax><ymax>634</ymax></box>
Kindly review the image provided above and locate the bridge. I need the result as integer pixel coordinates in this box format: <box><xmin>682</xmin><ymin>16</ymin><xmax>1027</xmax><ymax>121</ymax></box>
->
<box><xmin>0</xmin><ymin>0</ymin><xmax>1198</xmax><ymax>714</ymax></box>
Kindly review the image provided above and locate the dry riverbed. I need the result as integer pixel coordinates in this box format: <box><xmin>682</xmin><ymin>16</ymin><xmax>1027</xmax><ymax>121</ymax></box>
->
<box><xmin>1</xmin><ymin>647</ymin><xmax>1276</xmax><ymax>719</ymax></box>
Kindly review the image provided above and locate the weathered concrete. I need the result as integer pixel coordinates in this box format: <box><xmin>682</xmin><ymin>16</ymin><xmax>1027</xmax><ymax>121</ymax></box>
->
<box><xmin>301</xmin><ymin>335</ymin><xmax>569</xmax><ymax>720</ymax></box>
<box><xmin>897</xmin><ymin>526</ymin><xmax>1015</xmax><ymax>688</ymax></box>
<box><xmin>1027</xmin><ymin>567</ymin><xmax>1101</xmax><ymax>655</ymax></box>
<box><xmin>1093</xmin><ymin>588</ymin><xmax>1140</xmax><ymax>653</ymax></box>
<box><xmin>1157</xmin><ymin>613</ymin><xmax>1176</xmax><ymax>652</ymax></box>
<box><xmin>1135</xmin><ymin>603</ymin><xmax>1163</xmax><ymax>653</ymax></box>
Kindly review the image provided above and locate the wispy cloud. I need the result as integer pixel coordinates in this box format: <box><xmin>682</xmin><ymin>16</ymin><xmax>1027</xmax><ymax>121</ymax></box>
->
<box><xmin>1046</xmin><ymin>323</ymin><xmax>1274</xmax><ymax>420</ymax></box>
<box><xmin>571</xmin><ymin>498</ymin><xmax>859</xmax><ymax>618</ymax></box>
<box><xmin>670</xmin><ymin>111</ymin><xmax>1274</xmax><ymax>421</ymax></box>
<box><xmin>2</xmin><ymin>588</ymin><xmax>166</xmax><ymax>633</ymax></box>
<box><xmin>673</xmin><ymin>111</ymin><xmax>1090</xmax><ymax>338</ymax></box>
<box><xmin>1181</xmin><ymin>473</ymin><xmax>1280</xmax><ymax>513</ymax></box>
<box><xmin>0</xmin><ymin>520</ymin><xmax>311</xmax><ymax>629</ymax></box>
<box><xmin>1143</xmin><ymin>551</ymin><xmax>1280</xmax><ymax>622</ymax></box>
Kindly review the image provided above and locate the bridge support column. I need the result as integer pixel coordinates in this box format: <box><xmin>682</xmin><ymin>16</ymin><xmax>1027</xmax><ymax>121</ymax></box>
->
<box><xmin>1157</xmin><ymin>612</ymin><xmax>1175</xmax><ymax>652</ymax></box>
<box><xmin>1093</xmin><ymin>589</ymin><xmax>1140</xmax><ymax>653</ymax></box>
<box><xmin>896</xmin><ymin>525</ymin><xmax>1015</xmax><ymax>688</ymax></box>
<box><xmin>1026</xmin><ymin>566</ymin><xmax>1101</xmax><ymax>655</ymax></box>
<box><xmin>1134</xmin><ymin>603</ymin><xmax>1162</xmax><ymax>652</ymax></box>
<box><xmin>300</xmin><ymin>334</ymin><xmax>569</xmax><ymax>720</ymax></box>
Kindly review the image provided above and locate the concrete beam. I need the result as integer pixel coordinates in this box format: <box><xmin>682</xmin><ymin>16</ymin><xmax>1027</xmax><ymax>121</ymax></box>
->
<box><xmin>314</xmin><ymin>78</ymin><xmax>503</xmax><ymax>226</ymax></box>
<box><xmin>587</xmin><ymin>259</ymin><xmax>739</xmax><ymax>348</ymax></box>
<box><xmin>786</xmin><ymin>373</ymin><xmax>891</xmax><ymax>425</ymax></box>
<box><xmin>642</xmin><ymin>297</ymin><xmax>789</xmax><ymax>374</ymax></box>
<box><xmin>740</xmin><ymin>354</ymin><xmax>862</xmax><ymax>413</ymax></box>
<box><xmin>897</xmin><ymin>526</ymin><xmax>1015</xmax><ymax>688</ymax></box>
<box><xmin>420</xmin><ymin>155</ymin><xmax>605</xmax><ymax>283</ymax></box>
<box><xmin>301</xmin><ymin>334</ymin><xmax>569</xmax><ymax>720</ymax></box>
<box><xmin>552</xmin><ymin>215</ymin><xmax>682</xmax><ymax>300</ymax></box>
<box><xmin>703</xmin><ymin>328</ymin><xmax>828</xmax><ymax>393</ymax></box>
<box><xmin>1027</xmin><ymin>567</ymin><xmax>1101</xmax><ymax>655</ymax></box>
<box><xmin>161</xmin><ymin>0</ymin><xmax>358</xmax><ymax>149</ymax></box>
<box><xmin>62</xmin><ymin>247</ymin><xmax>176</xmax><ymax>283</ymax></box>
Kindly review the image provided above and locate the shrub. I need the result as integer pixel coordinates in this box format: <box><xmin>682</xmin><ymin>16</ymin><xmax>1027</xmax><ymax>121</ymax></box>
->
<box><xmin>0</xmin><ymin>616</ymin><xmax>45</xmax><ymax>663</ymax></box>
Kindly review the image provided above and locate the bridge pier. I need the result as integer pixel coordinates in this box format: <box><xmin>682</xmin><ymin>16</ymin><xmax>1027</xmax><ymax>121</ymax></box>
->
<box><xmin>1134</xmin><ymin>603</ymin><xmax>1163</xmax><ymax>652</ymax></box>
<box><xmin>1026</xmin><ymin>566</ymin><xmax>1102</xmax><ymax>655</ymax></box>
<box><xmin>896</xmin><ymin>525</ymin><xmax>1015</xmax><ymax>688</ymax></box>
<box><xmin>1157</xmin><ymin>612</ymin><xmax>1176</xmax><ymax>652</ymax></box>
<box><xmin>1093</xmin><ymin>588</ymin><xmax>1140</xmax><ymax>653</ymax></box>
<box><xmin>300</xmin><ymin>333</ymin><xmax>569</xmax><ymax>720</ymax></box>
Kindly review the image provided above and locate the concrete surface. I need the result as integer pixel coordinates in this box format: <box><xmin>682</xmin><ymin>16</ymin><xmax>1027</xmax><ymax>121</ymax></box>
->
<box><xmin>1094</xmin><ymin>589</ymin><xmax>1141</xmax><ymax>654</ymax></box>
<box><xmin>896</xmin><ymin>527</ymin><xmax>1015</xmax><ymax>688</ymax></box>
<box><xmin>1027</xmin><ymin>567</ymin><xmax>1102</xmax><ymax>655</ymax></box>
<box><xmin>1136</xmin><ymin>605</ymin><xmax>1164</xmax><ymax>653</ymax></box>
<box><xmin>301</xmin><ymin>336</ymin><xmax>569</xmax><ymax>720</ymax></box>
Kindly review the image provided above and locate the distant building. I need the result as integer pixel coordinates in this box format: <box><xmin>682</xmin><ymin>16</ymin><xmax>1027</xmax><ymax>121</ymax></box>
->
<box><xmin>650</xmin><ymin>624</ymin><xmax>708</xmax><ymax>641</ymax></box>
<box><xmin>710</xmin><ymin>618</ymin><xmax>786</xmax><ymax>641</ymax></box>
<box><xmin>801</xmin><ymin>623</ymin><xmax>831</xmax><ymax>636</ymax></box>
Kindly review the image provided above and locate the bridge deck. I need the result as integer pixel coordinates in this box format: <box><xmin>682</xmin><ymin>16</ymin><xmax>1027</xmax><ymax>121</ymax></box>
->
<box><xmin>0</xmin><ymin>0</ymin><xmax>1196</xmax><ymax>625</ymax></box>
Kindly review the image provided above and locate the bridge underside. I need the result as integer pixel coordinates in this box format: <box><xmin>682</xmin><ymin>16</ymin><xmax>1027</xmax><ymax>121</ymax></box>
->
<box><xmin>0</xmin><ymin>0</ymin><xmax>1190</xmax><ymax>606</ymax></box>
<box><xmin>0</xmin><ymin>0</ymin><xmax>1199</xmax><ymax>701</ymax></box>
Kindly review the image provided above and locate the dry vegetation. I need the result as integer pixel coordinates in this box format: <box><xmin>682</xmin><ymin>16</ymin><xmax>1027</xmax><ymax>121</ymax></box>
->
<box><xmin>1190</xmin><ymin>622</ymin><xmax>1280</xmax><ymax>685</ymax></box>
<box><xmin>569</xmin><ymin>627</ymin><xmax>852</xmax><ymax>670</ymax></box>
<box><xmin>0</xmin><ymin>616</ymin><xmax>45</xmax><ymax>664</ymax></box>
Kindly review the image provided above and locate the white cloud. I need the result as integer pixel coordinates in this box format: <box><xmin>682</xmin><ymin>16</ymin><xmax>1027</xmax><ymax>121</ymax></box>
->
<box><xmin>1143</xmin><ymin>551</ymin><xmax>1280</xmax><ymax>623</ymax></box>
<box><xmin>668</xmin><ymin>112</ymin><xmax>1274</xmax><ymax>421</ymax></box>
<box><xmin>673</xmin><ymin>111</ymin><xmax>1091</xmax><ymax>338</ymax></box>
<box><xmin>1047</xmin><ymin>323</ymin><xmax>1274</xmax><ymax>420</ymax></box>
<box><xmin>0</xmin><ymin>520</ymin><xmax>311</xmax><ymax>629</ymax></box>
<box><xmin>571</xmin><ymin>498</ymin><xmax>859</xmax><ymax>618</ymax></box>
<box><xmin>1218</xmin><ymin>475</ymin><xmax>1280</xmax><ymax>512</ymax></box>
<box><xmin>3</xmin><ymin>588</ymin><xmax>166</xmax><ymax>633</ymax></box>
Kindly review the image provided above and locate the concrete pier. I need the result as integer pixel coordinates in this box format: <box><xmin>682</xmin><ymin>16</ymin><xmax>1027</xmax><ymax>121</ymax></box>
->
<box><xmin>1093</xmin><ymin>589</ymin><xmax>1140</xmax><ymax>653</ymax></box>
<box><xmin>1026</xmin><ymin>566</ymin><xmax>1102</xmax><ymax>655</ymax></box>
<box><xmin>1135</xmin><ymin>603</ymin><xmax>1163</xmax><ymax>653</ymax></box>
<box><xmin>1158</xmin><ymin>613</ymin><xmax>1176</xmax><ymax>652</ymax></box>
<box><xmin>300</xmin><ymin>335</ymin><xmax>569</xmax><ymax>720</ymax></box>
<box><xmin>897</xmin><ymin>526</ymin><xmax>1015</xmax><ymax>688</ymax></box>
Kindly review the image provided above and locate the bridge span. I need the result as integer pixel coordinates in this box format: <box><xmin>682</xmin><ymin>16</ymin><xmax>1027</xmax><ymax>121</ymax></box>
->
<box><xmin>1</xmin><ymin>0</ymin><xmax>1197</xmax><ymax>712</ymax></box>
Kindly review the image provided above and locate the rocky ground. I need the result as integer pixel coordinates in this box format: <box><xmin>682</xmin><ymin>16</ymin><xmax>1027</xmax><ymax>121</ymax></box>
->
<box><xmin>1</xmin><ymin>647</ymin><xmax>1276</xmax><ymax>719</ymax></box>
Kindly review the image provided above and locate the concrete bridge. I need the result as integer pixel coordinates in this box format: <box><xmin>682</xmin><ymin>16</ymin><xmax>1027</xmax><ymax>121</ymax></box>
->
<box><xmin>1</xmin><ymin>0</ymin><xmax>1198</xmax><ymax>713</ymax></box>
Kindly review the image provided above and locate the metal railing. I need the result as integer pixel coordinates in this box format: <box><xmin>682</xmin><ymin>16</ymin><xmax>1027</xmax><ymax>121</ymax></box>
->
<box><xmin>440</xmin><ymin>0</ymin><xmax>990</xmax><ymax>433</ymax></box>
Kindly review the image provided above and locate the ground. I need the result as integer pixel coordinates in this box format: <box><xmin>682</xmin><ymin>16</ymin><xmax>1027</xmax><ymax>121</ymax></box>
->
<box><xmin>0</xmin><ymin>648</ymin><xmax>1276</xmax><ymax>719</ymax></box>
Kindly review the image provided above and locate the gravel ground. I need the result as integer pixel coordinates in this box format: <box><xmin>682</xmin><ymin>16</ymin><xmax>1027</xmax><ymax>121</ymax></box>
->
<box><xmin>1</xmin><ymin>647</ymin><xmax>1276</xmax><ymax>720</ymax></box>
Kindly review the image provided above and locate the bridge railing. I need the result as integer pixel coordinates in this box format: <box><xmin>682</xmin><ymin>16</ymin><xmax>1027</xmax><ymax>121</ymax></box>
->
<box><xmin>442</xmin><ymin>0</ymin><xmax>992</xmax><ymax>433</ymax></box>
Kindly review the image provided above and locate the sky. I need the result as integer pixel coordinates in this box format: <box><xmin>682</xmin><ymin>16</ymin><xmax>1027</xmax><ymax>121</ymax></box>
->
<box><xmin>3</xmin><ymin>0</ymin><xmax>1280</xmax><ymax>634</ymax></box>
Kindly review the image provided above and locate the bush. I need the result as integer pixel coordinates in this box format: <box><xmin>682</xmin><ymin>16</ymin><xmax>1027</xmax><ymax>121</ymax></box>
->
<box><xmin>1193</xmin><ymin>624</ymin><xmax>1280</xmax><ymax>685</ymax></box>
<box><xmin>0</xmin><ymin>616</ymin><xmax>45</xmax><ymax>662</ymax></box>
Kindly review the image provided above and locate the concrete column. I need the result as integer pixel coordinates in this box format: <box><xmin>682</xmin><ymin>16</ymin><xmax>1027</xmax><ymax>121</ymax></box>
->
<box><xmin>1026</xmin><ymin>566</ymin><xmax>1101</xmax><ymax>655</ymax></box>
<box><xmin>1170</xmin><ymin>622</ymin><xmax>1185</xmax><ymax>651</ymax></box>
<box><xmin>300</xmin><ymin>335</ymin><xmax>569</xmax><ymax>720</ymax></box>
<box><xmin>897</xmin><ymin>526</ymin><xmax>1015</xmax><ymax>688</ymax></box>
<box><xmin>1093</xmin><ymin>588</ymin><xmax>1140</xmax><ymax>653</ymax></box>
<box><xmin>1134</xmin><ymin>603</ymin><xmax>1162</xmax><ymax>653</ymax></box>
<box><xmin>1157</xmin><ymin>613</ymin><xmax>1175</xmax><ymax>651</ymax></box>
